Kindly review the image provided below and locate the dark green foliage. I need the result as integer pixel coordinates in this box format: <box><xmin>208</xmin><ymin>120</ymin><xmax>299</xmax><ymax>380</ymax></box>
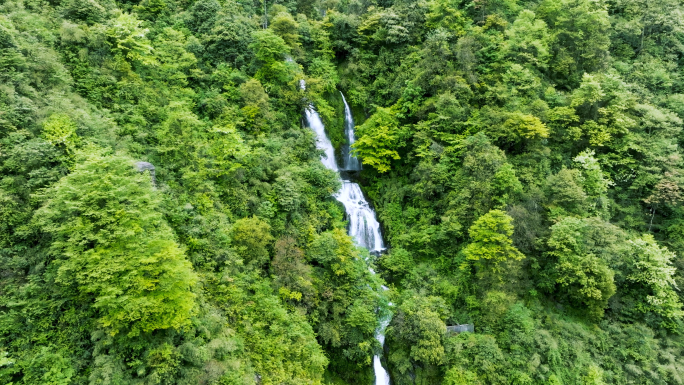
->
<box><xmin>60</xmin><ymin>0</ymin><xmax>107</xmax><ymax>24</ymax></box>
<box><xmin>2</xmin><ymin>0</ymin><xmax>684</xmax><ymax>382</ymax></box>
<box><xmin>321</xmin><ymin>0</ymin><xmax>684</xmax><ymax>381</ymax></box>
<box><xmin>0</xmin><ymin>2</ymin><xmax>377</xmax><ymax>384</ymax></box>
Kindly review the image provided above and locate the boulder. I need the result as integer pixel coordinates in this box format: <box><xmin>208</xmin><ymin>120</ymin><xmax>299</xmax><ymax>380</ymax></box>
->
<box><xmin>135</xmin><ymin>161</ymin><xmax>156</xmax><ymax>184</ymax></box>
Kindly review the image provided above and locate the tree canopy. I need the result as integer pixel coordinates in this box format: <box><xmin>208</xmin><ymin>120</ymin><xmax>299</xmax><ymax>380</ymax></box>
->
<box><xmin>2</xmin><ymin>0</ymin><xmax>684</xmax><ymax>383</ymax></box>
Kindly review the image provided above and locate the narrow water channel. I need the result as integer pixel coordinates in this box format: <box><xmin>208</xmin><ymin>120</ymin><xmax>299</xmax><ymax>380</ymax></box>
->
<box><xmin>304</xmin><ymin>95</ymin><xmax>391</xmax><ymax>385</ymax></box>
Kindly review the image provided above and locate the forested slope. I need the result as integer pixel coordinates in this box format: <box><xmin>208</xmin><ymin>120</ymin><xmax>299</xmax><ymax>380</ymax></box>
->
<box><xmin>1</xmin><ymin>0</ymin><xmax>684</xmax><ymax>383</ymax></box>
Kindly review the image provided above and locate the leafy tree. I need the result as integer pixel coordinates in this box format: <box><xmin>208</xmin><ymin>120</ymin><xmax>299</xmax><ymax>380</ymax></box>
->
<box><xmin>100</xmin><ymin>13</ymin><xmax>154</xmax><ymax>64</ymax></box>
<box><xmin>440</xmin><ymin>134</ymin><xmax>521</xmax><ymax>238</ymax></box>
<box><xmin>249</xmin><ymin>29</ymin><xmax>292</xmax><ymax>85</ymax></box>
<box><xmin>464</xmin><ymin>210</ymin><xmax>525</xmax><ymax>270</ymax></box>
<box><xmin>41</xmin><ymin>113</ymin><xmax>81</xmax><ymax>155</ymax></box>
<box><xmin>492</xmin><ymin>163</ymin><xmax>523</xmax><ymax>207</ymax></box>
<box><xmin>543</xmin><ymin>217</ymin><xmax>616</xmax><ymax>319</ymax></box>
<box><xmin>545</xmin><ymin>168</ymin><xmax>589</xmax><ymax>217</ymax></box>
<box><xmin>306</xmin><ymin>229</ymin><xmax>381</xmax><ymax>374</ymax></box>
<box><xmin>270</xmin><ymin>11</ymin><xmax>301</xmax><ymax>49</ymax></box>
<box><xmin>352</xmin><ymin>106</ymin><xmax>402</xmax><ymax>173</ymax></box>
<box><xmin>644</xmin><ymin>172</ymin><xmax>684</xmax><ymax>231</ymax></box>
<box><xmin>624</xmin><ymin>235</ymin><xmax>683</xmax><ymax>329</ymax></box>
<box><xmin>5</xmin><ymin>0</ymin><xmax>684</xmax><ymax>381</ymax></box>
<box><xmin>573</xmin><ymin>149</ymin><xmax>611</xmax><ymax>216</ymax></box>
<box><xmin>203</xmin><ymin>11</ymin><xmax>255</xmax><ymax>68</ymax></box>
<box><xmin>485</xmin><ymin>111</ymin><xmax>548</xmax><ymax>151</ymax></box>
<box><xmin>540</xmin><ymin>0</ymin><xmax>611</xmax><ymax>87</ymax></box>
<box><xmin>503</xmin><ymin>10</ymin><xmax>551</xmax><ymax>69</ymax></box>
<box><xmin>425</xmin><ymin>0</ymin><xmax>469</xmax><ymax>35</ymax></box>
<box><xmin>185</xmin><ymin>0</ymin><xmax>220</xmax><ymax>34</ymax></box>
<box><xmin>443</xmin><ymin>366</ymin><xmax>482</xmax><ymax>385</ymax></box>
<box><xmin>20</xmin><ymin>347</ymin><xmax>75</xmax><ymax>385</ymax></box>
<box><xmin>386</xmin><ymin>294</ymin><xmax>448</xmax><ymax>381</ymax></box>
<box><xmin>239</xmin><ymin>78</ymin><xmax>274</xmax><ymax>131</ymax></box>
<box><xmin>443</xmin><ymin>333</ymin><xmax>508</xmax><ymax>384</ymax></box>
<box><xmin>230</xmin><ymin>216</ymin><xmax>274</xmax><ymax>268</ymax></box>
<box><xmin>612</xmin><ymin>0</ymin><xmax>683</xmax><ymax>56</ymax></box>
<box><xmin>133</xmin><ymin>0</ymin><xmax>168</xmax><ymax>20</ymax></box>
<box><xmin>60</xmin><ymin>0</ymin><xmax>106</xmax><ymax>25</ymax></box>
<box><xmin>34</xmin><ymin>151</ymin><xmax>197</xmax><ymax>336</ymax></box>
<box><xmin>272</xmin><ymin>236</ymin><xmax>314</xmax><ymax>305</ymax></box>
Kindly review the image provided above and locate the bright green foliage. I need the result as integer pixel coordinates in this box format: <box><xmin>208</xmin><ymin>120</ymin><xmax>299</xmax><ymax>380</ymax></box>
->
<box><xmin>239</xmin><ymin>78</ymin><xmax>274</xmax><ymax>131</ymax></box>
<box><xmin>573</xmin><ymin>149</ymin><xmax>611</xmax><ymax>216</ymax></box>
<box><xmin>503</xmin><ymin>10</ymin><xmax>550</xmax><ymax>68</ymax></box>
<box><xmin>101</xmin><ymin>13</ymin><xmax>154</xmax><ymax>63</ymax></box>
<box><xmin>3</xmin><ymin>0</ymin><xmax>684</xmax><ymax>381</ymax></box>
<box><xmin>545</xmin><ymin>168</ymin><xmax>589</xmax><ymax>217</ymax></box>
<box><xmin>209</xmin><ymin>272</ymin><xmax>328</xmax><ymax>384</ymax></box>
<box><xmin>336</xmin><ymin>0</ymin><xmax>684</xmax><ymax>377</ymax></box>
<box><xmin>442</xmin><ymin>367</ymin><xmax>482</xmax><ymax>385</ymax></box>
<box><xmin>426</xmin><ymin>0</ymin><xmax>469</xmax><ymax>34</ymax></box>
<box><xmin>378</xmin><ymin>247</ymin><xmax>414</xmax><ymax>279</ymax></box>
<box><xmin>19</xmin><ymin>347</ymin><xmax>75</xmax><ymax>385</ymax></box>
<box><xmin>249</xmin><ymin>29</ymin><xmax>293</xmax><ymax>85</ymax></box>
<box><xmin>0</xmin><ymin>1</ymin><xmax>370</xmax><ymax>383</ymax></box>
<box><xmin>502</xmin><ymin>113</ymin><xmax>548</xmax><ymax>141</ymax></box>
<box><xmin>582</xmin><ymin>365</ymin><xmax>607</xmax><ymax>385</ymax></box>
<box><xmin>270</xmin><ymin>11</ymin><xmax>301</xmax><ymax>49</ymax></box>
<box><xmin>41</xmin><ymin>113</ymin><xmax>80</xmax><ymax>155</ymax></box>
<box><xmin>272</xmin><ymin>236</ymin><xmax>313</xmax><ymax>304</ymax></box>
<box><xmin>386</xmin><ymin>294</ymin><xmax>448</xmax><ymax>381</ymax></box>
<box><xmin>485</xmin><ymin>112</ymin><xmax>548</xmax><ymax>151</ymax></box>
<box><xmin>492</xmin><ymin>163</ymin><xmax>523</xmax><ymax>207</ymax></box>
<box><xmin>306</xmin><ymin>229</ymin><xmax>382</xmax><ymax>380</ymax></box>
<box><xmin>34</xmin><ymin>151</ymin><xmax>197</xmax><ymax>336</ymax></box>
<box><xmin>442</xmin><ymin>333</ymin><xmax>508</xmax><ymax>384</ymax></box>
<box><xmin>251</xmin><ymin>29</ymin><xmax>290</xmax><ymax>64</ymax></box>
<box><xmin>545</xmin><ymin>217</ymin><xmax>616</xmax><ymax>319</ymax></box>
<box><xmin>61</xmin><ymin>0</ymin><xmax>107</xmax><ymax>25</ymax></box>
<box><xmin>464</xmin><ymin>210</ymin><xmax>525</xmax><ymax>267</ymax></box>
<box><xmin>625</xmin><ymin>235</ymin><xmax>683</xmax><ymax>327</ymax></box>
<box><xmin>542</xmin><ymin>0</ymin><xmax>611</xmax><ymax>86</ymax></box>
<box><xmin>352</xmin><ymin>106</ymin><xmax>401</xmax><ymax>173</ymax></box>
<box><xmin>231</xmin><ymin>216</ymin><xmax>274</xmax><ymax>268</ymax></box>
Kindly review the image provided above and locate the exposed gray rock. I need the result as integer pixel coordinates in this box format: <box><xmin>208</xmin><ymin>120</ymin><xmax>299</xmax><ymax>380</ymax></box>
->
<box><xmin>446</xmin><ymin>324</ymin><xmax>474</xmax><ymax>334</ymax></box>
<box><xmin>135</xmin><ymin>161</ymin><xmax>156</xmax><ymax>185</ymax></box>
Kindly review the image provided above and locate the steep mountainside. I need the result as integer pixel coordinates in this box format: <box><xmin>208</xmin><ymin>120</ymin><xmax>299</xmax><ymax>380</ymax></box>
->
<box><xmin>1</xmin><ymin>0</ymin><xmax>684</xmax><ymax>383</ymax></box>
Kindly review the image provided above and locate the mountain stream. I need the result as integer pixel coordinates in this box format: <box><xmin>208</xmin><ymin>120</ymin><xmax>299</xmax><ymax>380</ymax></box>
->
<box><xmin>304</xmin><ymin>93</ymin><xmax>391</xmax><ymax>385</ymax></box>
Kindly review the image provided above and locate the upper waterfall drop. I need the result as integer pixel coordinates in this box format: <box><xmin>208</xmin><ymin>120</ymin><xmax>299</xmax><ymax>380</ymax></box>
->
<box><xmin>305</xmin><ymin>106</ymin><xmax>339</xmax><ymax>172</ymax></box>
<box><xmin>340</xmin><ymin>92</ymin><xmax>362</xmax><ymax>171</ymax></box>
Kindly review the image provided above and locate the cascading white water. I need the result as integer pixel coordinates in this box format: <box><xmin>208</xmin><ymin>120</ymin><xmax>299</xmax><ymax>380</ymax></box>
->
<box><xmin>305</xmin><ymin>107</ymin><xmax>338</xmax><ymax>172</ymax></box>
<box><xmin>303</xmin><ymin>88</ymin><xmax>391</xmax><ymax>385</ymax></box>
<box><xmin>340</xmin><ymin>92</ymin><xmax>362</xmax><ymax>171</ymax></box>
<box><xmin>335</xmin><ymin>181</ymin><xmax>384</xmax><ymax>253</ymax></box>
<box><xmin>373</xmin><ymin>315</ymin><xmax>392</xmax><ymax>385</ymax></box>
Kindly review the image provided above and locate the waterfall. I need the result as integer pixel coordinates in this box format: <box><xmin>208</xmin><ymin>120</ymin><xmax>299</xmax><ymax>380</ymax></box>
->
<box><xmin>340</xmin><ymin>92</ymin><xmax>362</xmax><ymax>171</ymax></box>
<box><xmin>303</xmin><ymin>87</ymin><xmax>391</xmax><ymax>385</ymax></box>
<box><xmin>305</xmin><ymin>107</ymin><xmax>338</xmax><ymax>172</ymax></box>
<box><xmin>335</xmin><ymin>181</ymin><xmax>383</xmax><ymax>253</ymax></box>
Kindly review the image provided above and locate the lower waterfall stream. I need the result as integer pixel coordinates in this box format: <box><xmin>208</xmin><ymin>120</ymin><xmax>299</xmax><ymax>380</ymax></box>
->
<box><xmin>304</xmin><ymin>98</ymin><xmax>391</xmax><ymax>385</ymax></box>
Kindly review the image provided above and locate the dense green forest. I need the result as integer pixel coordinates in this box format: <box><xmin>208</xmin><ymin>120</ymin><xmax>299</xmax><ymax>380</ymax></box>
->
<box><xmin>2</xmin><ymin>0</ymin><xmax>684</xmax><ymax>382</ymax></box>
